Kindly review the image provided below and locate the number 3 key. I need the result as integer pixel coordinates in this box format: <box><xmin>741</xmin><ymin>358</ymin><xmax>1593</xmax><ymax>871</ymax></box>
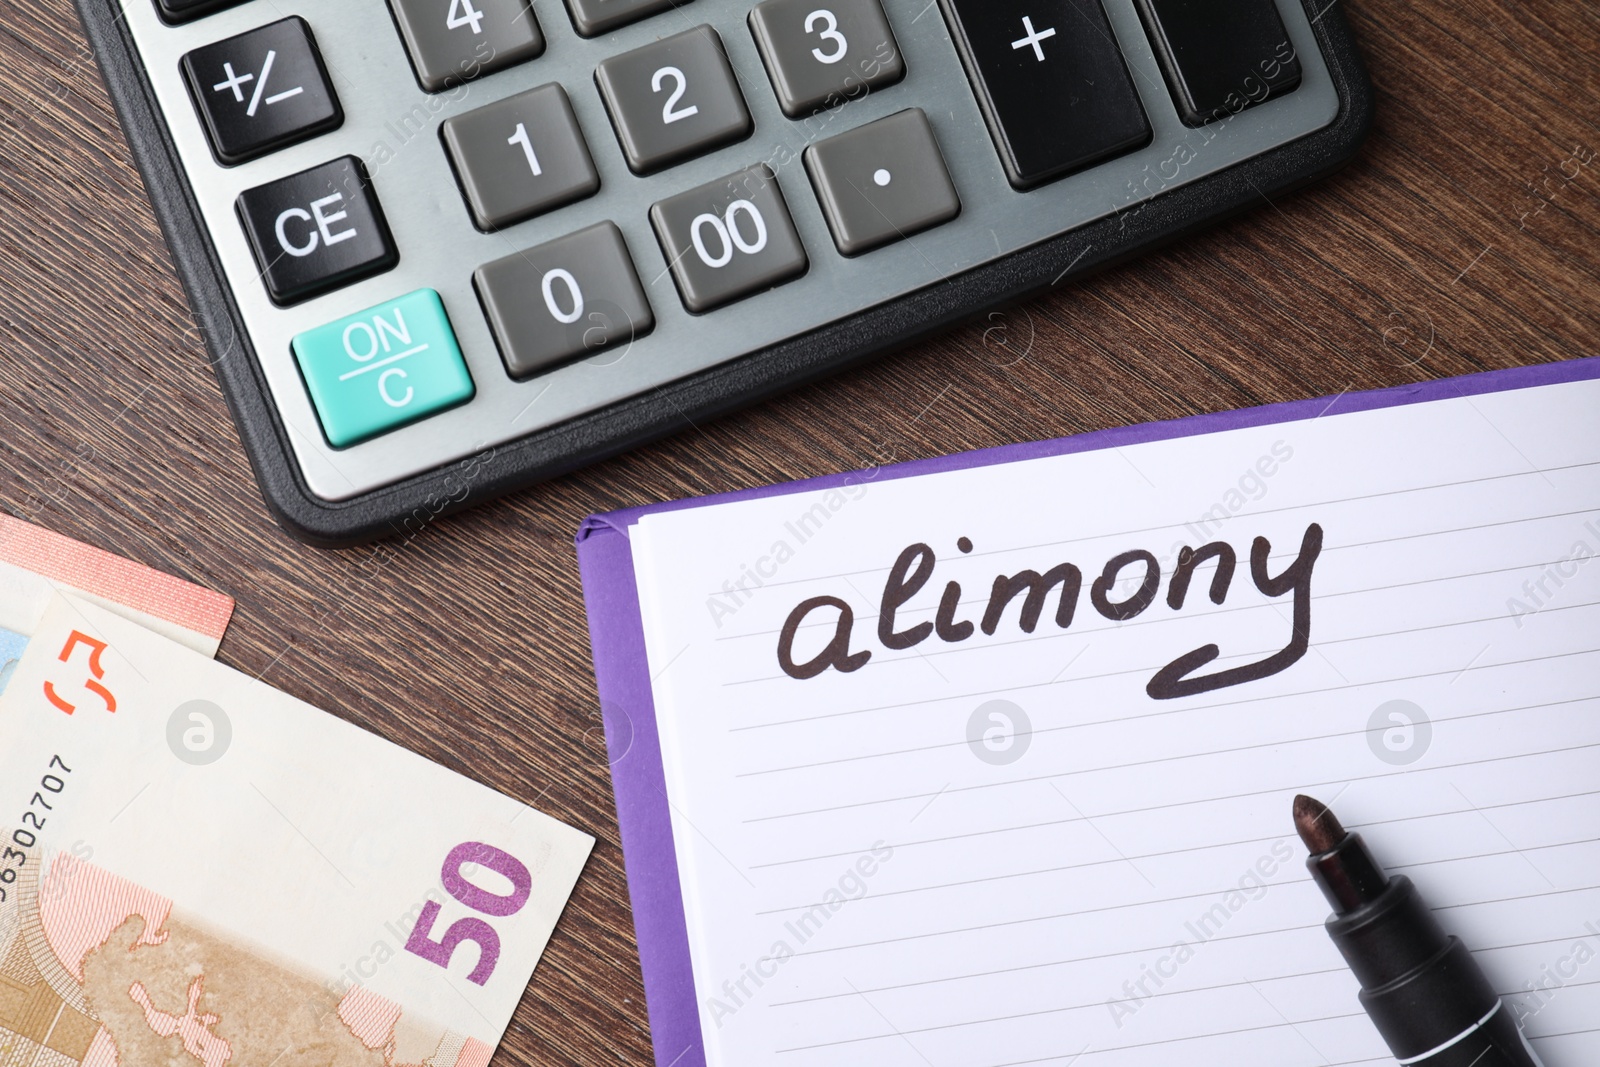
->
<box><xmin>749</xmin><ymin>0</ymin><xmax>906</xmax><ymax>117</ymax></box>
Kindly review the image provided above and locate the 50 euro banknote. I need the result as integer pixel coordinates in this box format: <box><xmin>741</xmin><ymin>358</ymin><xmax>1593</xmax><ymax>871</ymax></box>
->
<box><xmin>0</xmin><ymin>594</ymin><xmax>593</xmax><ymax>1067</ymax></box>
<box><xmin>0</xmin><ymin>514</ymin><xmax>234</xmax><ymax>693</ymax></box>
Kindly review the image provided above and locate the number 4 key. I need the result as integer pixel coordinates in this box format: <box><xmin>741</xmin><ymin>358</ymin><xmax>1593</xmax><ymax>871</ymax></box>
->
<box><xmin>390</xmin><ymin>0</ymin><xmax>545</xmax><ymax>93</ymax></box>
<box><xmin>447</xmin><ymin>0</ymin><xmax>486</xmax><ymax>33</ymax></box>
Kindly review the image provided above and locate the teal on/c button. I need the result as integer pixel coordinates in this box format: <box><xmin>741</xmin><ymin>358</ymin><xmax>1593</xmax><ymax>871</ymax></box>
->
<box><xmin>292</xmin><ymin>289</ymin><xmax>475</xmax><ymax>448</ymax></box>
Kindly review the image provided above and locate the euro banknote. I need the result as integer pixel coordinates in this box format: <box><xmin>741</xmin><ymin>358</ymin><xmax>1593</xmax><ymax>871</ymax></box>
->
<box><xmin>0</xmin><ymin>514</ymin><xmax>234</xmax><ymax>693</ymax></box>
<box><xmin>0</xmin><ymin>594</ymin><xmax>593</xmax><ymax>1066</ymax></box>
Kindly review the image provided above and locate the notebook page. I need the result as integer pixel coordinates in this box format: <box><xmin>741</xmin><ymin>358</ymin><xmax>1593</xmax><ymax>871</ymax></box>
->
<box><xmin>629</xmin><ymin>377</ymin><xmax>1600</xmax><ymax>1067</ymax></box>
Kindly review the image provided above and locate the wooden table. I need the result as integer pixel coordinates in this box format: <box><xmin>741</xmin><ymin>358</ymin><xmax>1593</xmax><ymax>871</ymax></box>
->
<box><xmin>1</xmin><ymin>1</ymin><xmax>1595</xmax><ymax>1062</ymax></box>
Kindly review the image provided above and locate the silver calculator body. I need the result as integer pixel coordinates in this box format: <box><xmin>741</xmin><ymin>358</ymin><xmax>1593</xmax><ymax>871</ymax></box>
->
<box><xmin>77</xmin><ymin>0</ymin><xmax>1372</xmax><ymax>545</ymax></box>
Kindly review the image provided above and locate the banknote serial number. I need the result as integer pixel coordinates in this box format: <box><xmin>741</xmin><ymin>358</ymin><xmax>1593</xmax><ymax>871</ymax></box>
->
<box><xmin>405</xmin><ymin>842</ymin><xmax>534</xmax><ymax>986</ymax></box>
<box><xmin>1</xmin><ymin>755</ymin><xmax>72</xmax><ymax>903</ymax></box>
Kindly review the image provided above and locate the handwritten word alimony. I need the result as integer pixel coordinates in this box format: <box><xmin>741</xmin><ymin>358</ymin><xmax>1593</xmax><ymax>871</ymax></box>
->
<box><xmin>775</xmin><ymin>523</ymin><xmax>1325</xmax><ymax>700</ymax></box>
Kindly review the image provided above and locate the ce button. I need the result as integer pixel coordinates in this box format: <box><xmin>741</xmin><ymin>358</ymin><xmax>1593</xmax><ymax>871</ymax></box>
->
<box><xmin>236</xmin><ymin>156</ymin><xmax>399</xmax><ymax>306</ymax></box>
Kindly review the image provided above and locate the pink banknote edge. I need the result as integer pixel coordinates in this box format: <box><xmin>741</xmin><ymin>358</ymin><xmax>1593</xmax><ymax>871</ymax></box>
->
<box><xmin>0</xmin><ymin>515</ymin><xmax>234</xmax><ymax>641</ymax></box>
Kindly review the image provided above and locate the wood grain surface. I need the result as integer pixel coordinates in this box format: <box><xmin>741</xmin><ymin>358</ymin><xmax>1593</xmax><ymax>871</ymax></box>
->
<box><xmin>1</xmin><ymin>0</ymin><xmax>1596</xmax><ymax>1062</ymax></box>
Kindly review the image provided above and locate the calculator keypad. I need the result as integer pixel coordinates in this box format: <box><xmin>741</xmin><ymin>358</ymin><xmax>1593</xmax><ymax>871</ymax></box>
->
<box><xmin>123</xmin><ymin>0</ymin><xmax>1344</xmax><ymax>496</ymax></box>
<box><xmin>235</xmin><ymin>156</ymin><xmax>399</xmax><ymax>307</ymax></box>
<box><xmin>476</xmin><ymin>222</ymin><xmax>654</xmax><ymax>378</ymax></box>
<box><xmin>804</xmin><ymin>108</ymin><xmax>960</xmax><ymax>256</ymax></box>
<box><xmin>596</xmin><ymin>27</ymin><xmax>753</xmax><ymax>175</ymax></box>
<box><xmin>441</xmin><ymin>84</ymin><xmax>600</xmax><ymax>231</ymax></box>
<box><xmin>940</xmin><ymin>0</ymin><xmax>1151</xmax><ymax>189</ymax></box>
<box><xmin>651</xmin><ymin>165</ymin><xmax>809</xmax><ymax>313</ymax></box>
<box><xmin>389</xmin><ymin>0</ymin><xmax>545</xmax><ymax>92</ymax></box>
<box><xmin>180</xmin><ymin>17</ymin><xmax>342</xmax><ymax>166</ymax></box>
<box><xmin>564</xmin><ymin>0</ymin><xmax>690</xmax><ymax>37</ymax></box>
<box><xmin>748</xmin><ymin>0</ymin><xmax>905</xmax><ymax>118</ymax></box>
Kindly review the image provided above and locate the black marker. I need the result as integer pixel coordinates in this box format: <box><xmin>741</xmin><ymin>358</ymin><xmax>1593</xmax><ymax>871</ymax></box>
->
<box><xmin>1293</xmin><ymin>795</ymin><xmax>1545</xmax><ymax>1067</ymax></box>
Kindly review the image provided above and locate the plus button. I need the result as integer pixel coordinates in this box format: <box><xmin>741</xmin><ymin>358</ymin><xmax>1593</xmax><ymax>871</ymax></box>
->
<box><xmin>1010</xmin><ymin>16</ymin><xmax>1058</xmax><ymax>62</ymax></box>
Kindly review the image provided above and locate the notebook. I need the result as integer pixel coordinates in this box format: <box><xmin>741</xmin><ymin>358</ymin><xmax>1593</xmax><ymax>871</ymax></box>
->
<box><xmin>578</xmin><ymin>358</ymin><xmax>1600</xmax><ymax>1067</ymax></box>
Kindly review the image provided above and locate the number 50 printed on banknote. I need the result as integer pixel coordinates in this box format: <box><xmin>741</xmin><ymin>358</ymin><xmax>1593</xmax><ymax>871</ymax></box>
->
<box><xmin>0</xmin><ymin>595</ymin><xmax>593</xmax><ymax>1067</ymax></box>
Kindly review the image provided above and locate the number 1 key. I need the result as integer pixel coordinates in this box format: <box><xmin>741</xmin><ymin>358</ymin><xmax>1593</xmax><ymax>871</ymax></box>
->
<box><xmin>441</xmin><ymin>84</ymin><xmax>600</xmax><ymax>231</ymax></box>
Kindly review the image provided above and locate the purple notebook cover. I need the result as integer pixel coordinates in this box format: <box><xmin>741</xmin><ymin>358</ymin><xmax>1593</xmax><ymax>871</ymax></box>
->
<box><xmin>575</xmin><ymin>357</ymin><xmax>1598</xmax><ymax>1067</ymax></box>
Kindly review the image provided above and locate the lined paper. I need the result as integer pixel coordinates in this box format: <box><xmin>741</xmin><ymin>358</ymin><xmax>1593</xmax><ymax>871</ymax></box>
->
<box><xmin>630</xmin><ymin>378</ymin><xmax>1600</xmax><ymax>1067</ymax></box>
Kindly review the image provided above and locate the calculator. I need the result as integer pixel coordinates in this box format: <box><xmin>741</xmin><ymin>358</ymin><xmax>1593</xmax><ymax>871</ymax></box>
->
<box><xmin>75</xmin><ymin>0</ymin><xmax>1371</xmax><ymax>545</ymax></box>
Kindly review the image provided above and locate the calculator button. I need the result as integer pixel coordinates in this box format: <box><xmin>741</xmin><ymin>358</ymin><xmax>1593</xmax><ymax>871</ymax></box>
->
<box><xmin>565</xmin><ymin>0</ymin><xmax>691</xmax><ymax>38</ymax></box>
<box><xmin>156</xmin><ymin>0</ymin><xmax>246</xmax><ymax>23</ymax></box>
<box><xmin>475</xmin><ymin>222</ymin><xmax>654</xmax><ymax>378</ymax></box>
<box><xmin>651</xmin><ymin>165</ymin><xmax>808</xmax><ymax>313</ymax></box>
<box><xmin>804</xmin><ymin>109</ymin><xmax>960</xmax><ymax>256</ymax></box>
<box><xmin>940</xmin><ymin>0</ymin><xmax>1150</xmax><ymax>189</ymax></box>
<box><xmin>596</xmin><ymin>27</ymin><xmax>753</xmax><ymax>176</ymax></box>
<box><xmin>748</xmin><ymin>0</ymin><xmax>905</xmax><ymax>118</ymax></box>
<box><xmin>388</xmin><ymin>0</ymin><xmax>545</xmax><ymax>93</ymax></box>
<box><xmin>235</xmin><ymin>156</ymin><xmax>399</xmax><ymax>307</ymax></box>
<box><xmin>293</xmin><ymin>290</ymin><xmax>475</xmax><ymax>448</ymax></box>
<box><xmin>1134</xmin><ymin>0</ymin><xmax>1302</xmax><ymax>127</ymax></box>
<box><xmin>179</xmin><ymin>17</ymin><xmax>342</xmax><ymax>166</ymax></box>
<box><xmin>442</xmin><ymin>84</ymin><xmax>599</xmax><ymax>232</ymax></box>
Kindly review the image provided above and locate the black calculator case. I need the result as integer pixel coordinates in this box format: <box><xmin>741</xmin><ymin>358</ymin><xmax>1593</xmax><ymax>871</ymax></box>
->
<box><xmin>73</xmin><ymin>0</ymin><xmax>1373</xmax><ymax>547</ymax></box>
